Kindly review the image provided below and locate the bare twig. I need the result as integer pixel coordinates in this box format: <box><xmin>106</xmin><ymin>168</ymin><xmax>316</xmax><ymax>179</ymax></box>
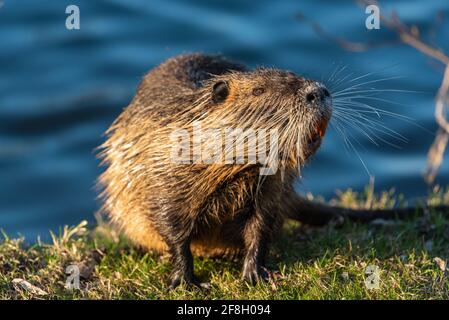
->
<box><xmin>425</xmin><ymin>128</ymin><xmax>449</xmax><ymax>184</ymax></box>
<box><xmin>358</xmin><ymin>0</ymin><xmax>449</xmax><ymax>65</ymax></box>
<box><xmin>295</xmin><ymin>12</ymin><xmax>398</xmax><ymax>52</ymax></box>
<box><xmin>425</xmin><ymin>65</ymin><xmax>449</xmax><ymax>183</ymax></box>
<box><xmin>435</xmin><ymin>66</ymin><xmax>449</xmax><ymax>135</ymax></box>
<box><xmin>359</xmin><ymin>0</ymin><xmax>449</xmax><ymax>183</ymax></box>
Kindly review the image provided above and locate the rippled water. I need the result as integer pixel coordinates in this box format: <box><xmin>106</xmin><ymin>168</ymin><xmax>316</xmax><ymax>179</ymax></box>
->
<box><xmin>1</xmin><ymin>0</ymin><xmax>448</xmax><ymax>240</ymax></box>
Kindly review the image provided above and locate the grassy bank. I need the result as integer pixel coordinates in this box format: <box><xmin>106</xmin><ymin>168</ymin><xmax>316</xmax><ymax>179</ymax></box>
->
<box><xmin>1</xmin><ymin>186</ymin><xmax>449</xmax><ymax>300</ymax></box>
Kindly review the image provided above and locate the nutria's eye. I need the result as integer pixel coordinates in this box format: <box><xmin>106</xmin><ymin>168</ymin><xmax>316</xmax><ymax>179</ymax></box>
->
<box><xmin>212</xmin><ymin>81</ymin><xmax>229</xmax><ymax>103</ymax></box>
<box><xmin>252</xmin><ymin>87</ymin><xmax>265</xmax><ymax>96</ymax></box>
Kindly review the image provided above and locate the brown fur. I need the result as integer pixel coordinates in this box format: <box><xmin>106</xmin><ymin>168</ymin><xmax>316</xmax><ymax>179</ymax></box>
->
<box><xmin>98</xmin><ymin>53</ymin><xmax>332</xmax><ymax>285</ymax></box>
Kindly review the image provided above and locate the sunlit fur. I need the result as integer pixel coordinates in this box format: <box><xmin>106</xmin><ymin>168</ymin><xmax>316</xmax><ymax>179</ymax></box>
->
<box><xmin>98</xmin><ymin>54</ymin><xmax>332</xmax><ymax>258</ymax></box>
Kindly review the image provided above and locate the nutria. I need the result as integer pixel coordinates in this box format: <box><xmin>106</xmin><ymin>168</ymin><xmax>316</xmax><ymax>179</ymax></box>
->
<box><xmin>98</xmin><ymin>53</ymin><xmax>448</xmax><ymax>288</ymax></box>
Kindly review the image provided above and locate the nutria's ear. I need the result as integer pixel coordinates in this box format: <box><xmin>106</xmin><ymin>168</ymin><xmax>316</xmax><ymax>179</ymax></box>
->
<box><xmin>212</xmin><ymin>80</ymin><xmax>229</xmax><ymax>103</ymax></box>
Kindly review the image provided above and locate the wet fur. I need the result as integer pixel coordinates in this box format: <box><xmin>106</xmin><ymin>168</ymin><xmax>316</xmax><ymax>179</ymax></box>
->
<box><xmin>98</xmin><ymin>54</ymin><xmax>445</xmax><ymax>287</ymax></box>
<box><xmin>98</xmin><ymin>54</ymin><xmax>334</xmax><ymax>286</ymax></box>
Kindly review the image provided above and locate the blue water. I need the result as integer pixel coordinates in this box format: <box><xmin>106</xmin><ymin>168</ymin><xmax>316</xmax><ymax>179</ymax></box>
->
<box><xmin>1</xmin><ymin>0</ymin><xmax>449</xmax><ymax>240</ymax></box>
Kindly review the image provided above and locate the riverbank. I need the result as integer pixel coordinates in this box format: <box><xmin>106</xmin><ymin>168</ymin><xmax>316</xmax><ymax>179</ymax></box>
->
<box><xmin>1</xmin><ymin>187</ymin><xmax>448</xmax><ymax>299</ymax></box>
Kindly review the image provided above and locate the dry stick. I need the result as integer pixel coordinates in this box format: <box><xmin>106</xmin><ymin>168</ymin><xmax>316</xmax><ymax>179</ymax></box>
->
<box><xmin>377</xmin><ymin>13</ymin><xmax>449</xmax><ymax>183</ymax></box>
<box><xmin>434</xmin><ymin>66</ymin><xmax>449</xmax><ymax>139</ymax></box>
<box><xmin>362</xmin><ymin>1</ymin><xmax>449</xmax><ymax>182</ymax></box>
<box><xmin>378</xmin><ymin>12</ymin><xmax>449</xmax><ymax>65</ymax></box>
<box><xmin>358</xmin><ymin>1</ymin><xmax>449</xmax><ymax>183</ymax></box>
<box><xmin>425</xmin><ymin>65</ymin><xmax>449</xmax><ymax>183</ymax></box>
<box><xmin>426</xmin><ymin>128</ymin><xmax>449</xmax><ymax>183</ymax></box>
<box><xmin>299</xmin><ymin>0</ymin><xmax>449</xmax><ymax>183</ymax></box>
<box><xmin>295</xmin><ymin>12</ymin><xmax>398</xmax><ymax>52</ymax></box>
<box><xmin>357</xmin><ymin>0</ymin><xmax>449</xmax><ymax>63</ymax></box>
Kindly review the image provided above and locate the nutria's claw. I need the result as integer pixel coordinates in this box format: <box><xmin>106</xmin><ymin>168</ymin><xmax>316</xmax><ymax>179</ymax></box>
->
<box><xmin>169</xmin><ymin>275</ymin><xmax>211</xmax><ymax>290</ymax></box>
<box><xmin>196</xmin><ymin>281</ymin><xmax>211</xmax><ymax>290</ymax></box>
<box><xmin>242</xmin><ymin>265</ymin><xmax>270</xmax><ymax>284</ymax></box>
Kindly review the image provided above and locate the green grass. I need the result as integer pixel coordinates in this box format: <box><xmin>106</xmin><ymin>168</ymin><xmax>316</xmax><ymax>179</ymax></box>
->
<box><xmin>1</xmin><ymin>186</ymin><xmax>449</xmax><ymax>300</ymax></box>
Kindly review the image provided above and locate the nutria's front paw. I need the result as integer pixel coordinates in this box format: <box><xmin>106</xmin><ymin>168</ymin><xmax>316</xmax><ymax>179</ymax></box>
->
<box><xmin>242</xmin><ymin>263</ymin><xmax>269</xmax><ymax>284</ymax></box>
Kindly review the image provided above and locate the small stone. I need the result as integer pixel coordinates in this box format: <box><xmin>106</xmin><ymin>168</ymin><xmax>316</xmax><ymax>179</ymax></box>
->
<box><xmin>12</xmin><ymin>278</ymin><xmax>48</xmax><ymax>296</ymax></box>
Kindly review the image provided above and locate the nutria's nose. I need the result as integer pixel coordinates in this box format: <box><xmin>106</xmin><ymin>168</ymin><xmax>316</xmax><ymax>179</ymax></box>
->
<box><xmin>306</xmin><ymin>86</ymin><xmax>330</xmax><ymax>105</ymax></box>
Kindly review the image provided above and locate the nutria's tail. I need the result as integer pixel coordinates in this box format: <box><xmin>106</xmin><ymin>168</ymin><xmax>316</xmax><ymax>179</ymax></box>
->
<box><xmin>288</xmin><ymin>195</ymin><xmax>449</xmax><ymax>226</ymax></box>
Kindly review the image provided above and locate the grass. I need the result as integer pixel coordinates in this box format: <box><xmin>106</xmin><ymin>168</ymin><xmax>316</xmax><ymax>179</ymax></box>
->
<box><xmin>1</xmin><ymin>186</ymin><xmax>449</xmax><ymax>300</ymax></box>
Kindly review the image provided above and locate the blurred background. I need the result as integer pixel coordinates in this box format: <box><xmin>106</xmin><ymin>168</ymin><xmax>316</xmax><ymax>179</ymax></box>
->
<box><xmin>1</xmin><ymin>0</ymin><xmax>448</xmax><ymax>240</ymax></box>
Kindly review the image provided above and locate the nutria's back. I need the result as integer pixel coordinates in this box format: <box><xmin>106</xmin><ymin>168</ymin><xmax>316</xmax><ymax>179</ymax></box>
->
<box><xmin>98</xmin><ymin>53</ymin><xmax>332</xmax><ymax>287</ymax></box>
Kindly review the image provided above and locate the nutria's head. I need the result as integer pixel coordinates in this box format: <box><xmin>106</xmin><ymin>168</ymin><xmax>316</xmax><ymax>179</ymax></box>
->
<box><xmin>190</xmin><ymin>68</ymin><xmax>332</xmax><ymax>171</ymax></box>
